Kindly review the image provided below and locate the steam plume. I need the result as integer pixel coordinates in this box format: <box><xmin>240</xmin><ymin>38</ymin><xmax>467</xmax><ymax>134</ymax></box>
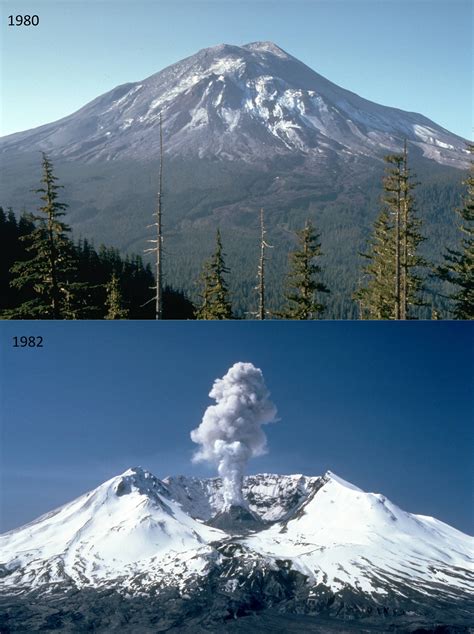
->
<box><xmin>190</xmin><ymin>362</ymin><xmax>277</xmax><ymax>508</ymax></box>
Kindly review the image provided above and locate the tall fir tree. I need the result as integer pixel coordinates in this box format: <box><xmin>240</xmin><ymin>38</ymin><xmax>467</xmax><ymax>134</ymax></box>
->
<box><xmin>105</xmin><ymin>273</ymin><xmax>129</xmax><ymax>319</ymax></box>
<box><xmin>354</xmin><ymin>210</ymin><xmax>396</xmax><ymax>319</ymax></box>
<box><xmin>355</xmin><ymin>144</ymin><xmax>425</xmax><ymax>319</ymax></box>
<box><xmin>280</xmin><ymin>220</ymin><xmax>329</xmax><ymax>319</ymax></box>
<box><xmin>398</xmin><ymin>142</ymin><xmax>425</xmax><ymax>319</ymax></box>
<box><xmin>196</xmin><ymin>229</ymin><xmax>233</xmax><ymax>319</ymax></box>
<box><xmin>436</xmin><ymin>143</ymin><xmax>474</xmax><ymax>319</ymax></box>
<box><xmin>8</xmin><ymin>153</ymin><xmax>78</xmax><ymax>319</ymax></box>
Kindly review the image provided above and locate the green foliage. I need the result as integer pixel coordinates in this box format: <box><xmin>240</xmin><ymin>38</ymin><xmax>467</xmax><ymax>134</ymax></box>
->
<box><xmin>0</xmin><ymin>152</ymin><xmax>470</xmax><ymax>320</ymax></box>
<box><xmin>436</xmin><ymin>144</ymin><xmax>474</xmax><ymax>319</ymax></box>
<box><xmin>355</xmin><ymin>148</ymin><xmax>426</xmax><ymax>319</ymax></box>
<box><xmin>7</xmin><ymin>154</ymin><xmax>80</xmax><ymax>319</ymax></box>
<box><xmin>280</xmin><ymin>220</ymin><xmax>329</xmax><ymax>319</ymax></box>
<box><xmin>354</xmin><ymin>210</ymin><xmax>396</xmax><ymax>319</ymax></box>
<box><xmin>196</xmin><ymin>229</ymin><xmax>233</xmax><ymax>319</ymax></box>
<box><xmin>105</xmin><ymin>274</ymin><xmax>129</xmax><ymax>320</ymax></box>
<box><xmin>1</xmin><ymin>223</ymin><xmax>195</xmax><ymax>320</ymax></box>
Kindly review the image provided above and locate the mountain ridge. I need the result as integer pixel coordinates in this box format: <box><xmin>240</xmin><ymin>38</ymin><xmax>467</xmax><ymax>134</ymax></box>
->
<box><xmin>1</xmin><ymin>467</ymin><xmax>472</xmax><ymax>630</ymax></box>
<box><xmin>0</xmin><ymin>41</ymin><xmax>468</xmax><ymax>168</ymax></box>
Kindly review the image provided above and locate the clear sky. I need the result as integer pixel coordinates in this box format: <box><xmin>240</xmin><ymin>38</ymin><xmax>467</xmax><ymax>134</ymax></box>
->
<box><xmin>0</xmin><ymin>321</ymin><xmax>472</xmax><ymax>534</ymax></box>
<box><xmin>0</xmin><ymin>0</ymin><xmax>472</xmax><ymax>138</ymax></box>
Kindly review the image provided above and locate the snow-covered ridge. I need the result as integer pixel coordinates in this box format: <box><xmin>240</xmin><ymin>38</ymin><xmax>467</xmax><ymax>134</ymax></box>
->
<box><xmin>0</xmin><ymin>467</ymin><xmax>225</xmax><ymax>587</ymax></box>
<box><xmin>0</xmin><ymin>467</ymin><xmax>472</xmax><ymax>602</ymax></box>
<box><xmin>246</xmin><ymin>472</ymin><xmax>473</xmax><ymax>596</ymax></box>
<box><xmin>242</xmin><ymin>41</ymin><xmax>291</xmax><ymax>58</ymax></box>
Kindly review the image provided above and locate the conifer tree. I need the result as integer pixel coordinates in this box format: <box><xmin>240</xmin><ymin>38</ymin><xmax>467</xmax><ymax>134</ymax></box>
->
<box><xmin>398</xmin><ymin>142</ymin><xmax>425</xmax><ymax>318</ymax></box>
<box><xmin>1</xmin><ymin>210</ymin><xmax>192</xmax><ymax>318</ymax></box>
<box><xmin>196</xmin><ymin>229</ymin><xmax>233</xmax><ymax>319</ymax></box>
<box><xmin>436</xmin><ymin>143</ymin><xmax>474</xmax><ymax>319</ymax></box>
<box><xmin>355</xmin><ymin>144</ymin><xmax>425</xmax><ymax>319</ymax></box>
<box><xmin>354</xmin><ymin>210</ymin><xmax>396</xmax><ymax>319</ymax></box>
<box><xmin>105</xmin><ymin>273</ymin><xmax>129</xmax><ymax>319</ymax></box>
<box><xmin>9</xmin><ymin>153</ymin><xmax>78</xmax><ymax>318</ymax></box>
<box><xmin>280</xmin><ymin>220</ymin><xmax>329</xmax><ymax>319</ymax></box>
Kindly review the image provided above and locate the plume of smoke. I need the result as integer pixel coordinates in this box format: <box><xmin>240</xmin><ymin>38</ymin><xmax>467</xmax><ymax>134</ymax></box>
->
<box><xmin>190</xmin><ymin>362</ymin><xmax>277</xmax><ymax>509</ymax></box>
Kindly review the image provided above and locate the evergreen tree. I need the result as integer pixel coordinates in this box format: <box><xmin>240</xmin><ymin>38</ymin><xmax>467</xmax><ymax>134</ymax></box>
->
<box><xmin>196</xmin><ymin>259</ymin><xmax>216</xmax><ymax>319</ymax></box>
<box><xmin>355</xmin><ymin>145</ymin><xmax>425</xmax><ymax>319</ymax></box>
<box><xmin>354</xmin><ymin>210</ymin><xmax>396</xmax><ymax>319</ymax></box>
<box><xmin>196</xmin><ymin>229</ymin><xmax>233</xmax><ymax>319</ymax></box>
<box><xmin>105</xmin><ymin>273</ymin><xmax>129</xmax><ymax>319</ymax></box>
<box><xmin>8</xmin><ymin>154</ymin><xmax>77</xmax><ymax>318</ymax></box>
<box><xmin>0</xmin><ymin>207</ymin><xmax>193</xmax><ymax>319</ymax></box>
<box><xmin>436</xmin><ymin>144</ymin><xmax>474</xmax><ymax>319</ymax></box>
<box><xmin>398</xmin><ymin>143</ymin><xmax>425</xmax><ymax>318</ymax></box>
<box><xmin>280</xmin><ymin>220</ymin><xmax>329</xmax><ymax>319</ymax></box>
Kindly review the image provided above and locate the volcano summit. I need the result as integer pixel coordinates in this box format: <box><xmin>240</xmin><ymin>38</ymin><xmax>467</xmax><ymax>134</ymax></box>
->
<box><xmin>0</xmin><ymin>467</ymin><xmax>472</xmax><ymax>632</ymax></box>
<box><xmin>0</xmin><ymin>41</ymin><xmax>468</xmax><ymax>167</ymax></box>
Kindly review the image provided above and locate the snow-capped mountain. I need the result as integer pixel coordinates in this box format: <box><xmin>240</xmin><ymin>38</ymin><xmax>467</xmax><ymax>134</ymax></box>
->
<box><xmin>0</xmin><ymin>42</ymin><xmax>467</xmax><ymax>168</ymax></box>
<box><xmin>1</xmin><ymin>467</ymin><xmax>472</xmax><ymax>631</ymax></box>
<box><xmin>245</xmin><ymin>472</ymin><xmax>472</xmax><ymax>600</ymax></box>
<box><xmin>0</xmin><ymin>468</ymin><xmax>224</xmax><ymax>589</ymax></box>
<box><xmin>0</xmin><ymin>42</ymin><xmax>468</xmax><ymax>319</ymax></box>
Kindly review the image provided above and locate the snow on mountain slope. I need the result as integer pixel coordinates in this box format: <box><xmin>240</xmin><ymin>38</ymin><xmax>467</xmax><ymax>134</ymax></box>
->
<box><xmin>245</xmin><ymin>471</ymin><xmax>473</xmax><ymax>598</ymax></box>
<box><xmin>0</xmin><ymin>467</ymin><xmax>224</xmax><ymax>588</ymax></box>
<box><xmin>0</xmin><ymin>467</ymin><xmax>472</xmax><ymax>610</ymax></box>
<box><xmin>0</xmin><ymin>42</ymin><xmax>467</xmax><ymax>167</ymax></box>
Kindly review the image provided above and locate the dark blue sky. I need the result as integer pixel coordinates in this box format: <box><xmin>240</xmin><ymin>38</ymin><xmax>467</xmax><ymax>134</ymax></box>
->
<box><xmin>0</xmin><ymin>321</ymin><xmax>472</xmax><ymax>533</ymax></box>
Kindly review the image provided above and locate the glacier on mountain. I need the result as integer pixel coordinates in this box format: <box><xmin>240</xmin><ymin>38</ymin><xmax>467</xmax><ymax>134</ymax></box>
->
<box><xmin>0</xmin><ymin>466</ymin><xmax>472</xmax><ymax>602</ymax></box>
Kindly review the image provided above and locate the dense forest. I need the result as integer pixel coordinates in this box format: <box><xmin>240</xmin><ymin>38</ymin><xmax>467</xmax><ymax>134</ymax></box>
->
<box><xmin>0</xmin><ymin>147</ymin><xmax>472</xmax><ymax>320</ymax></box>
<box><xmin>0</xmin><ymin>207</ymin><xmax>194</xmax><ymax>319</ymax></box>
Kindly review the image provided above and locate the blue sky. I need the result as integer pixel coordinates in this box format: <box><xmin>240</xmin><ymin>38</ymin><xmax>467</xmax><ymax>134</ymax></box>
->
<box><xmin>0</xmin><ymin>0</ymin><xmax>471</xmax><ymax>138</ymax></box>
<box><xmin>0</xmin><ymin>321</ymin><xmax>472</xmax><ymax>533</ymax></box>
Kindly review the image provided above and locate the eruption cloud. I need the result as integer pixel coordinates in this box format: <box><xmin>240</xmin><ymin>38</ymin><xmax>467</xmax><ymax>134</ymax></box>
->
<box><xmin>190</xmin><ymin>362</ymin><xmax>278</xmax><ymax>509</ymax></box>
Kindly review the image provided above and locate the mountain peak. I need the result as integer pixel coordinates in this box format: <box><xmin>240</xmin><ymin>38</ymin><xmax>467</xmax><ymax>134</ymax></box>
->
<box><xmin>324</xmin><ymin>470</ymin><xmax>363</xmax><ymax>491</ymax></box>
<box><xmin>1</xmin><ymin>468</ymin><xmax>472</xmax><ymax>629</ymax></box>
<box><xmin>242</xmin><ymin>41</ymin><xmax>291</xmax><ymax>58</ymax></box>
<box><xmin>120</xmin><ymin>465</ymin><xmax>153</xmax><ymax>479</ymax></box>
<box><xmin>0</xmin><ymin>41</ymin><xmax>467</xmax><ymax>168</ymax></box>
<box><xmin>113</xmin><ymin>466</ymin><xmax>167</xmax><ymax>498</ymax></box>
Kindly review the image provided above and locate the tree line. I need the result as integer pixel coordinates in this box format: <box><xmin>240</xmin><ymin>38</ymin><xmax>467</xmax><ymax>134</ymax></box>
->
<box><xmin>0</xmin><ymin>144</ymin><xmax>472</xmax><ymax>320</ymax></box>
